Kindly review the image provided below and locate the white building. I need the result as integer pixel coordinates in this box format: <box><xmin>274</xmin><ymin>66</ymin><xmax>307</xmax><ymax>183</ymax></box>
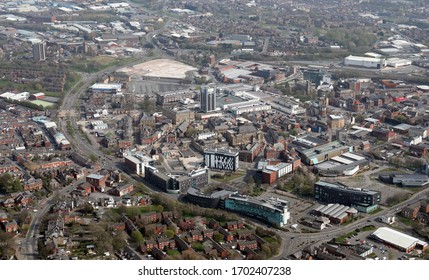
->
<box><xmin>204</xmin><ymin>148</ymin><xmax>239</xmax><ymax>171</ymax></box>
<box><xmin>370</xmin><ymin>227</ymin><xmax>428</xmax><ymax>253</ymax></box>
<box><xmin>89</xmin><ymin>83</ymin><xmax>122</xmax><ymax>94</ymax></box>
<box><xmin>124</xmin><ymin>153</ymin><xmax>154</xmax><ymax>176</ymax></box>
<box><xmin>265</xmin><ymin>162</ymin><xmax>293</xmax><ymax>178</ymax></box>
<box><xmin>344</xmin><ymin>55</ymin><xmax>386</xmax><ymax>69</ymax></box>
<box><xmin>386</xmin><ymin>58</ymin><xmax>412</xmax><ymax>68</ymax></box>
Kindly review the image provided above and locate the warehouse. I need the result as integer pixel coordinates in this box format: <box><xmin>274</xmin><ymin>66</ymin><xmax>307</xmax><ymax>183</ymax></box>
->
<box><xmin>88</xmin><ymin>83</ymin><xmax>122</xmax><ymax>94</ymax></box>
<box><xmin>344</xmin><ymin>55</ymin><xmax>386</xmax><ymax>69</ymax></box>
<box><xmin>385</xmin><ymin>58</ymin><xmax>412</xmax><ymax>68</ymax></box>
<box><xmin>370</xmin><ymin>227</ymin><xmax>428</xmax><ymax>253</ymax></box>
<box><xmin>312</xmin><ymin>203</ymin><xmax>357</xmax><ymax>224</ymax></box>
<box><xmin>315</xmin><ymin>152</ymin><xmax>369</xmax><ymax>177</ymax></box>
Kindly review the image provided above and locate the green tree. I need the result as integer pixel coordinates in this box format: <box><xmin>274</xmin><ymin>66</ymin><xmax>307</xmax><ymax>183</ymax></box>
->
<box><xmin>131</xmin><ymin>230</ymin><xmax>145</xmax><ymax>245</ymax></box>
<box><xmin>214</xmin><ymin>233</ymin><xmax>224</xmax><ymax>243</ymax></box>
<box><xmin>0</xmin><ymin>173</ymin><xmax>23</xmax><ymax>193</ymax></box>
<box><xmin>112</xmin><ymin>232</ymin><xmax>128</xmax><ymax>252</ymax></box>
<box><xmin>164</xmin><ymin>230</ymin><xmax>175</xmax><ymax>239</ymax></box>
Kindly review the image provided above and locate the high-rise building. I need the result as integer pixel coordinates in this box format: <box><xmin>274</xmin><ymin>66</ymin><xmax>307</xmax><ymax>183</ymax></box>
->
<box><xmin>32</xmin><ymin>42</ymin><xmax>46</xmax><ymax>61</ymax></box>
<box><xmin>200</xmin><ymin>86</ymin><xmax>216</xmax><ymax>112</ymax></box>
<box><xmin>204</xmin><ymin>148</ymin><xmax>239</xmax><ymax>171</ymax></box>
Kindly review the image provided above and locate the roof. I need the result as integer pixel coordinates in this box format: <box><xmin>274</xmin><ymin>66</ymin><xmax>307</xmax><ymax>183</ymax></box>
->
<box><xmin>371</xmin><ymin>227</ymin><xmax>427</xmax><ymax>250</ymax></box>
<box><xmin>89</xmin><ymin>83</ymin><xmax>122</xmax><ymax>91</ymax></box>
<box><xmin>87</xmin><ymin>174</ymin><xmax>105</xmax><ymax>180</ymax></box>
<box><xmin>345</xmin><ymin>55</ymin><xmax>383</xmax><ymax>63</ymax></box>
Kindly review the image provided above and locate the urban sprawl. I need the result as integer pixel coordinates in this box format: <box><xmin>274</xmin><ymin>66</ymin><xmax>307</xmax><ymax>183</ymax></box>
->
<box><xmin>0</xmin><ymin>0</ymin><xmax>428</xmax><ymax>261</ymax></box>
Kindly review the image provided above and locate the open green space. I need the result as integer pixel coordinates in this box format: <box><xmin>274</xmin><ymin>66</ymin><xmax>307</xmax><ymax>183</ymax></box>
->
<box><xmin>31</xmin><ymin>100</ymin><xmax>56</xmax><ymax>108</ymax></box>
<box><xmin>68</xmin><ymin>56</ymin><xmax>138</xmax><ymax>73</ymax></box>
<box><xmin>211</xmin><ymin>171</ymin><xmax>246</xmax><ymax>183</ymax></box>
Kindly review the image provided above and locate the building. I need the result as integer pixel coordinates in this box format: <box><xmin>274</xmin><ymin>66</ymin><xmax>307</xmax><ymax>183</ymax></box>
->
<box><xmin>200</xmin><ymin>86</ymin><xmax>217</xmax><ymax>112</ymax></box>
<box><xmin>162</xmin><ymin>107</ymin><xmax>195</xmax><ymax>124</ymax></box>
<box><xmin>144</xmin><ymin>166</ymin><xmax>208</xmax><ymax>194</ymax></box>
<box><xmin>378</xmin><ymin>174</ymin><xmax>429</xmax><ymax>187</ymax></box>
<box><xmin>204</xmin><ymin>148</ymin><xmax>239</xmax><ymax>171</ymax></box>
<box><xmin>312</xmin><ymin>203</ymin><xmax>357</xmax><ymax>224</ymax></box>
<box><xmin>88</xmin><ymin>83</ymin><xmax>122</xmax><ymax>94</ymax></box>
<box><xmin>32</xmin><ymin>42</ymin><xmax>46</xmax><ymax>61</ymax></box>
<box><xmin>299</xmin><ymin>141</ymin><xmax>352</xmax><ymax>166</ymax></box>
<box><xmin>156</xmin><ymin>90</ymin><xmax>196</xmax><ymax>106</ymax></box>
<box><xmin>186</xmin><ymin>187</ymin><xmax>237</xmax><ymax>208</ymax></box>
<box><xmin>86</xmin><ymin>173</ymin><xmax>107</xmax><ymax>192</ymax></box>
<box><xmin>111</xmin><ymin>184</ymin><xmax>135</xmax><ymax>197</ymax></box>
<box><xmin>261</xmin><ymin>162</ymin><xmax>293</xmax><ymax>184</ymax></box>
<box><xmin>314</xmin><ymin>181</ymin><xmax>381</xmax><ymax>213</ymax></box>
<box><xmin>344</xmin><ymin>55</ymin><xmax>385</xmax><ymax>69</ymax></box>
<box><xmin>315</xmin><ymin>152</ymin><xmax>369</xmax><ymax>177</ymax></box>
<box><xmin>327</xmin><ymin>115</ymin><xmax>345</xmax><ymax>129</ymax></box>
<box><xmin>124</xmin><ymin>154</ymin><xmax>154</xmax><ymax>176</ymax></box>
<box><xmin>223</xmin><ymin>195</ymin><xmax>290</xmax><ymax>227</ymax></box>
<box><xmin>370</xmin><ymin>227</ymin><xmax>428</xmax><ymax>253</ymax></box>
<box><xmin>230</xmin><ymin>102</ymin><xmax>271</xmax><ymax>116</ymax></box>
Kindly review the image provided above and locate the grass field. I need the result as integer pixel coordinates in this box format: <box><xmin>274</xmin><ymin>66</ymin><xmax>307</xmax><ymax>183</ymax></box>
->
<box><xmin>31</xmin><ymin>100</ymin><xmax>56</xmax><ymax>108</ymax></box>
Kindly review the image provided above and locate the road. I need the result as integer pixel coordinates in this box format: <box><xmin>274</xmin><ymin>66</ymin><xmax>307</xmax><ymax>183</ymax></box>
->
<box><xmin>274</xmin><ymin>185</ymin><xmax>429</xmax><ymax>258</ymax></box>
<box><xmin>19</xmin><ymin>22</ymin><xmax>174</xmax><ymax>259</ymax></box>
<box><xmin>21</xmin><ymin>180</ymin><xmax>83</xmax><ymax>259</ymax></box>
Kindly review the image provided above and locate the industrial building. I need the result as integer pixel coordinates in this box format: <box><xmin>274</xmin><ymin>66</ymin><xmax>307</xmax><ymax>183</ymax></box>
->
<box><xmin>312</xmin><ymin>203</ymin><xmax>358</xmax><ymax>224</ymax></box>
<box><xmin>314</xmin><ymin>152</ymin><xmax>369</xmax><ymax>177</ymax></box>
<box><xmin>223</xmin><ymin>195</ymin><xmax>290</xmax><ymax>227</ymax></box>
<box><xmin>314</xmin><ymin>181</ymin><xmax>381</xmax><ymax>213</ymax></box>
<box><xmin>144</xmin><ymin>166</ymin><xmax>208</xmax><ymax>194</ymax></box>
<box><xmin>88</xmin><ymin>83</ymin><xmax>122</xmax><ymax>94</ymax></box>
<box><xmin>385</xmin><ymin>58</ymin><xmax>412</xmax><ymax>68</ymax></box>
<box><xmin>370</xmin><ymin>227</ymin><xmax>428</xmax><ymax>253</ymax></box>
<box><xmin>378</xmin><ymin>174</ymin><xmax>429</xmax><ymax>187</ymax></box>
<box><xmin>204</xmin><ymin>148</ymin><xmax>239</xmax><ymax>171</ymax></box>
<box><xmin>344</xmin><ymin>55</ymin><xmax>386</xmax><ymax>69</ymax></box>
<box><xmin>299</xmin><ymin>141</ymin><xmax>352</xmax><ymax>166</ymax></box>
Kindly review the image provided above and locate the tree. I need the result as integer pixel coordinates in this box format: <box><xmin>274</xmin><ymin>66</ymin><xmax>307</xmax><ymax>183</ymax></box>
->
<box><xmin>164</xmin><ymin>230</ymin><xmax>175</xmax><ymax>239</ymax></box>
<box><xmin>214</xmin><ymin>233</ymin><xmax>224</xmax><ymax>243</ymax></box>
<box><xmin>261</xmin><ymin>243</ymin><xmax>272</xmax><ymax>256</ymax></box>
<box><xmin>89</xmin><ymin>154</ymin><xmax>98</xmax><ymax>163</ymax></box>
<box><xmin>112</xmin><ymin>232</ymin><xmax>127</xmax><ymax>252</ymax></box>
<box><xmin>0</xmin><ymin>173</ymin><xmax>23</xmax><ymax>194</ymax></box>
<box><xmin>131</xmin><ymin>230</ymin><xmax>145</xmax><ymax>245</ymax></box>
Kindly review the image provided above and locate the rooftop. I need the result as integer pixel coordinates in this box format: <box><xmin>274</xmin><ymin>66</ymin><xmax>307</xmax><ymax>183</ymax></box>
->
<box><xmin>371</xmin><ymin>227</ymin><xmax>427</xmax><ymax>250</ymax></box>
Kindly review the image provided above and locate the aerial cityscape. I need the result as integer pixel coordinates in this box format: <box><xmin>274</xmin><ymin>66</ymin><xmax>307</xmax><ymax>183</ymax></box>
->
<box><xmin>0</xmin><ymin>0</ymin><xmax>429</xmax><ymax>261</ymax></box>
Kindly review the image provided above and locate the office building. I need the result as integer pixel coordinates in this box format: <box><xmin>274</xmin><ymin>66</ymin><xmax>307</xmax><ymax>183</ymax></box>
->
<box><xmin>314</xmin><ymin>181</ymin><xmax>381</xmax><ymax>213</ymax></box>
<box><xmin>124</xmin><ymin>153</ymin><xmax>154</xmax><ymax>176</ymax></box>
<box><xmin>204</xmin><ymin>148</ymin><xmax>239</xmax><ymax>171</ymax></box>
<box><xmin>200</xmin><ymin>86</ymin><xmax>216</xmax><ymax>112</ymax></box>
<box><xmin>223</xmin><ymin>195</ymin><xmax>290</xmax><ymax>227</ymax></box>
<box><xmin>32</xmin><ymin>42</ymin><xmax>46</xmax><ymax>61</ymax></box>
<box><xmin>144</xmin><ymin>166</ymin><xmax>208</xmax><ymax>194</ymax></box>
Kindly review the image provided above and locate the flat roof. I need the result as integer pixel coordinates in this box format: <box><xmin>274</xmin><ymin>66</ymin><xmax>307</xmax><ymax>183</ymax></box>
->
<box><xmin>316</xmin><ymin>181</ymin><xmax>379</xmax><ymax>195</ymax></box>
<box><xmin>342</xmin><ymin>152</ymin><xmax>365</xmax><ymax>161</ymax></box>
<box><xmin>345</xmin><ymin>55</ymin><xmax>383</xmax><ymax>62</ymax></box>
<box><xmin>87</xmin><ymin>174</ymin><xmax>104</xmax><ymax>180</ymax></box>
<box><xmin>371</xmin><ymin>227</ymin><xmax>427</xmax><ymax>250</ymax></box>
<box><xmin>90</xmin><ymin>83</ymin><xmax>122</xmax><ymax>90</ymax></box>
<box><xmin>331</xmin><ymin>156</ymin><xmax>354</xmax><ymax>165</ymax></box>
